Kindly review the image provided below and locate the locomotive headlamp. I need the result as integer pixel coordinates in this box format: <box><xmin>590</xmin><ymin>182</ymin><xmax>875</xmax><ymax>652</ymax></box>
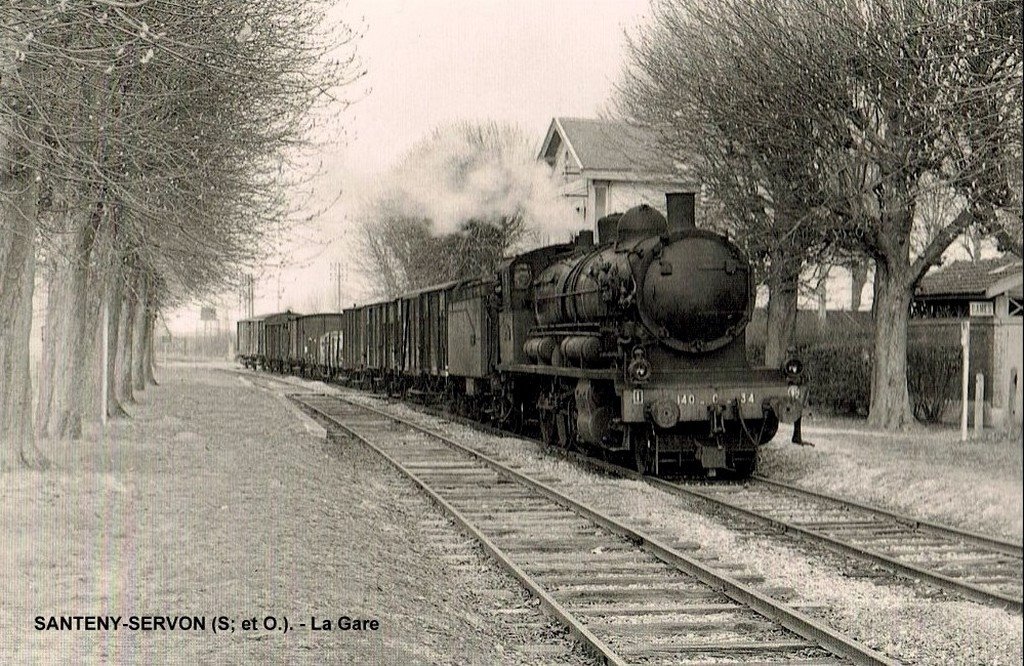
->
<box><xmin>628</xmin><ymin>348</ymin><xmax>652</xmax><ymax>384</ymax></box>
<box><xmin>784</xmin><ymin>358</ymin><xmax>803</xmax><ymax>379</ymax></box>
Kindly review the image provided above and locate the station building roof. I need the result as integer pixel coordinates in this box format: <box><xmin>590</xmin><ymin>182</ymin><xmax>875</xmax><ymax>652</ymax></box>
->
<box><xmin>538</xmin><ymin>117</ymin><xmax>683</xmax><ymax>181</ymax></box>
<box><xmin>917</xmin><ymin>255</ymin><xmax>1022</xmax><ymax>299</ymax></box>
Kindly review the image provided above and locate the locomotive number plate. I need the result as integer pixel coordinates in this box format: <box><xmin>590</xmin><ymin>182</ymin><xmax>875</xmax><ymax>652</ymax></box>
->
<box><xmin>677</xmin><ymin>392</ymin><xmax>756</xmax><ymax>405</ymax></box>
<box><xmin>632</xmin><ymin>389</ymin><xmax>644</xmax><ymax>404</ymax></box>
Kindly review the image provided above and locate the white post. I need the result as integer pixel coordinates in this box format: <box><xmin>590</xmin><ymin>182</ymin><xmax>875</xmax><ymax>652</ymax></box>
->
<box><xmin>975</xmin><ymin>373</ymin><xmax>984</xmax><ymax>435</ymax></box>
<box><xmin>101</xmin><ymin>297</ymin><xmax>109</xmax><ymax>426</ymax></box>
<box><xmin>1010</xmin><ymin>368</ymin><xmax>1020</xmax><ymax>429</ymax></box>
<box><xmin>960</xmin><ymin>321</ymin><xmax>970</xmax><ymax>442</ymax></box>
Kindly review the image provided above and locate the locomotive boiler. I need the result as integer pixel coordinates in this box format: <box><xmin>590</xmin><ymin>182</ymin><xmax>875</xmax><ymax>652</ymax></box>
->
<box><xmin>502</xmin><ymin>193</ymin><xmax>804</xmax><ymax>476</ymax></box>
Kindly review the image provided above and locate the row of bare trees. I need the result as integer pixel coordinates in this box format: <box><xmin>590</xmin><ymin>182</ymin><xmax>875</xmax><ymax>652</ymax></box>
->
<box><xmin>1</xmin><ymin>1</ymin><xmax>359</xmax><ymax>468</ymax></box>
<box><xmin>619</xmin><ymin>0</ymin><xmax>1022</xmax><ymax>429</ymax></box>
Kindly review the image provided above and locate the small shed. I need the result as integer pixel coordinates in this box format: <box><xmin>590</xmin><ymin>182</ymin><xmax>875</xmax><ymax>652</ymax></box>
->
<box><xmin>538</xmin><ymin>118</ymin><xmax>696</xmax><ymax>239</ymax></box>
<box><xmin>914</xmin><ymin>255</ymin><xmax>1023</xmax><ymax>428</ymax></box>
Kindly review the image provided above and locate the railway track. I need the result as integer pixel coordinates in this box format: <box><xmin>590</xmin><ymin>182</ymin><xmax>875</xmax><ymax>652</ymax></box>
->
<box><xmin>234</xmin><ymin>369</ymin><xmax>1022</xmax><ymax>614</ymax></box>
<box><xmin>654</xmin><ymin>475</ymin><xmax>1023</xmax><ymax>613</ymax></box>
<box><xmin>340</xmin><ymin>391</ymin><xmax>1023</xmax><ymax>614</ymax></box>
<box><xmin>292</xmin><ymin>392</ymin><xmax>892</xmax><ymax>665</ymax></box>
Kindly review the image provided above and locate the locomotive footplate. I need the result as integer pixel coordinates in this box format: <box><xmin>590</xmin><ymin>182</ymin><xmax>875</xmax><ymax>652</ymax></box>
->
<box><xmin>620</xmin><ymin>381</ymin><xmax>800</xmax><ymax>425</ymax></box>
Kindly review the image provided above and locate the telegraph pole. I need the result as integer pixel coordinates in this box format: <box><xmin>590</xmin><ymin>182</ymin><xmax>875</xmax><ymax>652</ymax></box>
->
<box><xmin>240</xmin><ymin>274</ymin><xmax>254</xmax><ymax>318</ymax></box>
<box><xmin>334</xmin><ymin>261</ymin><xmax>343</xmax><ymax>311</ymax></box>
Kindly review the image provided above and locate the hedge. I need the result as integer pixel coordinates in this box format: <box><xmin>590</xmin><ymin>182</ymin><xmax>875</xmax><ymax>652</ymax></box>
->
<box><xmin>748</xmin><ymin>341</ymin><xmax>962</xmax><ymax>422</ymax></box>
<box><xmin>907</xmin><ymin>343</ymin><xmax>962</xmax><ymax>423</ymax></box>
<box><xmin>798</xmin><ymin>344</ymin><xmax>872</xmax><ymax>416</ymax></box>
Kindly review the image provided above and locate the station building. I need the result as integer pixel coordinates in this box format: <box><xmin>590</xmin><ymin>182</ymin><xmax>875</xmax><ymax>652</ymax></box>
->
<box><xmin>537</xmin><ymin>117</ymin><xmax>696</xmax><ymax>240</ymax></box>
<box><xmin>913</xmin><ymin>254</ymin><xmax>1023</xmax><ymax>428</ymax></box>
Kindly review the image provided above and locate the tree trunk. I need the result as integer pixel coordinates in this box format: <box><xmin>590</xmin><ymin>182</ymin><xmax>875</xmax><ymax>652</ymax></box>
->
<box><xmin>0</xmin><ymin>169</ymin><xmax>47</xmax><ymax>469</ymax></box>
<box><xmin>868</xmin><ymin>259</ymin><xmax>914</xmax><ymax>429</ymax></box>
<box><xmin>850</xmin><ymin>263</ymin><xmax>869</xmax><ymax>311</ymax></box>
<box><xmin>131</xmin><ymin>274</ymin><xmax>149</xmax><ymax>391</ymax></box>
<box><xmin>1</xmin><ymin>8</ymin><xmax>46</xmax><ymax>469</ymax></box>
<box><xmin>35</xmin><ymin>205</ymin><xmax>101</xmax><ymax>439</ymax></box>
<box><xmin>116</xmin><ymin>270</ymin><xmax>139</xmax><ymax>405</ymax></box>
<box><xmin>104</xmin><ymin>269</ymin><xmax>129</xmax><ymax>418</ymax></box>
<box><xmin>144</xmin><ymin>307</ymin><xmax>158</xmax><ymax>386</ymax></box>
<box><xmin>79</xmin><ymin>245</ymin><xmax>107</xmax><ymax>426</ymax></box>
<box><xmin>764</xmin><ymin>259</ymin><xmax>800</xmax><ymax>368</ymax></box>
<box><xmin>815</xmin><ymin>266</ymin><xmax>829</xmax><ymax>323</ymax></box>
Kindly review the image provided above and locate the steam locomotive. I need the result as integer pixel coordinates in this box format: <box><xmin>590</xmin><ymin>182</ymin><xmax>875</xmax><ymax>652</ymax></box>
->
<box><xmin>238</xmin><ymin>193</ymin><xmax>805</xmax><ymax>477</ymax></box>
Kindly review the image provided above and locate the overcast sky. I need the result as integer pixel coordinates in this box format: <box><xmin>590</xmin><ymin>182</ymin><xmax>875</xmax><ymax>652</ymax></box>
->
<box><xmin>166</xmin><ymin>0</ymin><xmax>651</xmax><ymax>333</ymax></box>
<box><xmin>340</xmin><ymin>0</ymin><xmax>650</xmax><ymax>174</ymax></box>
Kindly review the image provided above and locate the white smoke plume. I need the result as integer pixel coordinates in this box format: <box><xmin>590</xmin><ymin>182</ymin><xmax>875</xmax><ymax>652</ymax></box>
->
<box><xmin>363</xmin><ymin>121</ymin><xmax>581</xmax><ymax>248</ymax></box>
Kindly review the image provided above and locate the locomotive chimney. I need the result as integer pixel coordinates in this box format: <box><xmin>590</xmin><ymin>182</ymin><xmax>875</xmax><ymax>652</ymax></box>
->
<box><xmin>666</xmin><ymin>192</ymin><xmax>696</xmax><ymax>234</ymax></box>
<box><xmin>576</xmin><ymin>229</ymin><xmax>594</xmax><ymax>249</ymax></box>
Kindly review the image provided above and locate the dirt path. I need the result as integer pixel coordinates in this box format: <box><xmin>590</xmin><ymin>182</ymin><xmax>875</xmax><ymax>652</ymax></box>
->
<box><xmin>1</xmin><ymin>365</ymin><xmax>591</xmax><ymax>665</ymax></box>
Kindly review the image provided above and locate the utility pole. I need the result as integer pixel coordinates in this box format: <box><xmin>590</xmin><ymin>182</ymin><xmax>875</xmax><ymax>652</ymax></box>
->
<box><xmin>276</xmin><ymin>266</ymin><xmax>282</xmax><ymax>312</ymax></box>
<box><xmin>241</xmin><ymin>274</ymin><xmax>255</xmax><ymax>318</ymax></box>
<box><xmin>333</xmin><ymin>261</ymin><xmax>343</xmax><ymax>311</ymax></box>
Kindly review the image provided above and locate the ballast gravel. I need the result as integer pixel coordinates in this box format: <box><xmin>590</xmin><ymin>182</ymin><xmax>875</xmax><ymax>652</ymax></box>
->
<box><xmin>342</xmin><ymin>392</ymin><xmax>1022</xmax><ymax>666</ymax></box>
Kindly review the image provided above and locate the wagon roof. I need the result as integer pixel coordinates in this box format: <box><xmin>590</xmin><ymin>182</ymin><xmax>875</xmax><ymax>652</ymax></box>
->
<box><xmin>260</xmin><ymin>310</ymin><xmax>303</xmax><ymax>324</ymax></box>
<box><xmin>399</xmin><ymin>279</ymin><xmax>461</xmax><ymax>299</ymax></box>
<box><xmin>348</xmin><ymin>280</ymin><xmax>463</xmax><ymax>311</ymax></box>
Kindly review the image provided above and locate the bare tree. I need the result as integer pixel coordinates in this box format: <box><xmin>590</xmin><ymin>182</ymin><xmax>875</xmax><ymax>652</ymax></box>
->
<box><xmin>617</xmin><ymin>0</ymin><xmax>835</xmax><ymax>367</ymax></box>
<box><xmin>849</xmin><ymin>262</ymin><xmax>871</xmax><ymax>311</ymax></box>
<box><xmin>0</xmin><ymin>36</ymin><xmax>44</xmax><ymax>467</ymax></box>
<box><xmin>802</xmin><ymin>0</ymin><xmax>1021</xmax><ymax>428</ymax></box>
<box><xmin>622</xmin><ymin>0</ymin><xmax>1021</xmax><ymax>429</ymax></box>
<box><xmin>1</xmin><ymin>0</ymin><xmax>361</xmax><ymax>462</ymax></box>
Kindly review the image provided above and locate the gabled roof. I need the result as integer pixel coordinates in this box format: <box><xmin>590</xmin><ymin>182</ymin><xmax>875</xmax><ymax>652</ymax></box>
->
<box><xmin>917</xmin><ymin>255</ymin><xmax>1023</xmax><ymax>299</ymax></box>
<box><xmin>539</xmin><ymin>117</ymin><xmax>682</xmax><ymax>180</ymax></box>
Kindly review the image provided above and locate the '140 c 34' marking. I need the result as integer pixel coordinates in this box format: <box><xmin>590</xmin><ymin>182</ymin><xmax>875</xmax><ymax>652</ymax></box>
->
<box><xmin>677</xmin><ymin>392</ymin><xmax>756</xmax><ymax>405</ymax></box>
<box><xmin>632</xmin><ymin>390</ymin><xmax>757</xmax><ymax>406</ymax></box>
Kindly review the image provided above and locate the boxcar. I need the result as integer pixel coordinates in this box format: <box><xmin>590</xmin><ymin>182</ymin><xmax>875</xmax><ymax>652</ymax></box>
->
<box><xmin>364</xmin><ymin>302</ymin><xmax>383</xmax><ymax>372</ymax></box>
<box><xmin>262</xmin><ymin>311</ymin><xmax>302</xmax><ymax>372</ymax></box>
<box><xmin>235</xmin><ymin>317</ymin><xmax>265</xmax><ymax>368</ymax></box>
<box><xmin>364</xmin><ymin>301</ymin><xmax>395</xmax><ymax>372</ymax></box>
<box><xmin>400</xmin><ymin>281</ymin><xmax>457</xmax><ymax>378</ymax></box>
<box><xmin>447</xmin><ymin>279</ymin><xmax>497</xmax><ymax>385</ymax></box>
<box><xmin>318</xmin><ymin>330</ymin><xmax>344</xmax><ymax>379</ymax></box>
<box><xmin>341</xmin><ymin>307</ymin><xmax>364</xmax><ymax>376</ymax></box>
<box><xmin>289</xmin><ymin>313</ymin><xmax>345</xmax><ymax>376</ymax></box>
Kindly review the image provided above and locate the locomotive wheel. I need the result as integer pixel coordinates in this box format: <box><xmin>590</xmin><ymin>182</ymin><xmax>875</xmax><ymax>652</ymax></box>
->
<box><xmin>539</xmin><ymin>411</ymin><xmax>558</xmax><ymax>448</ymax></box>
<box><xmin>561</xmin><ymin>399</ymin><xmax>580</xmax><ymax>451</ymax></box>
<box><xmin>536</xmin><ymin>383</ymin><xmax>561</xmax><ymax>449</ymax></box>
<box><xmin>490</xmin><ymin>393</ymin><xmax>518</xmax><ymax>431</ymax></box>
